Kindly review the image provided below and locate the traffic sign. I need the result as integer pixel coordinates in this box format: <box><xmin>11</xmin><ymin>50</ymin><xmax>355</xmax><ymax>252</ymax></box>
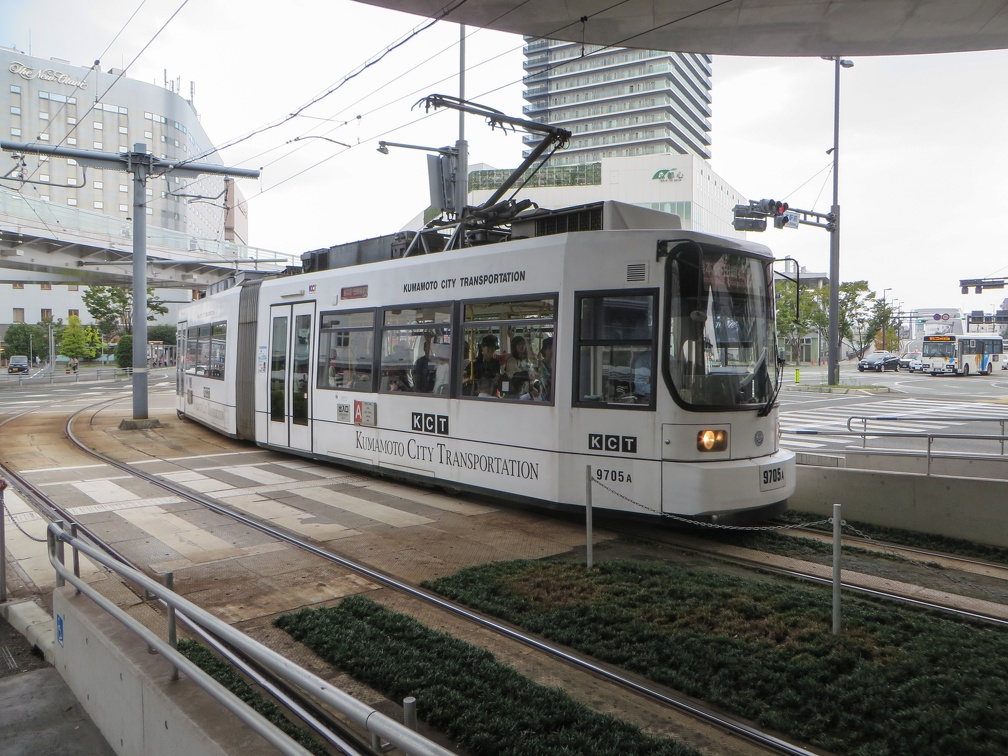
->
<box><xmin>783</xmin><ymin>210</ymin><xmax>799</xmax><ymax>229</ymax></box>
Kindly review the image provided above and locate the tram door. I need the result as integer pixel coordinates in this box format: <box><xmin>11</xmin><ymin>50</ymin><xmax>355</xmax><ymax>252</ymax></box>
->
<box><xmin>266</xmin><ymin>303</ymin><xmax>315</xmax><ymax>452</ymax></box>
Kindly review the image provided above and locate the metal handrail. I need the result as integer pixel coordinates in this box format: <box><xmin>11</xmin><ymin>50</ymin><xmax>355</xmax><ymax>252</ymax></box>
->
<box><xmin>845</xmin><ymin>415</ymin><xmax>1008</xmax><ymax>455</ymax></box>
<box><xmin>794</xmin><ymin>428</ymin><xmax>1008</xmax><ymax>475</ymax></box>
<box><xmin>47</xmin><ymin>521</ymin><xmax>452</xmax><ymax>756</ymax></box>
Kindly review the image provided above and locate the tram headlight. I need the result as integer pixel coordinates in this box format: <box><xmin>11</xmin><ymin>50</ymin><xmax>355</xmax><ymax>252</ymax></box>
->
<box><xmin>696</xmin><ymin>429</ymin><xmax>728</xmax><ymax>452</ymax></box>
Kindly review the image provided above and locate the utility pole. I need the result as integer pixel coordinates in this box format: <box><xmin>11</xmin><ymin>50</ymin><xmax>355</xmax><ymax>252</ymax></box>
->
<box><xmin>1</xmin><ymin>140</ymin><xmax>259</xmax><ymax>426</ymax></box>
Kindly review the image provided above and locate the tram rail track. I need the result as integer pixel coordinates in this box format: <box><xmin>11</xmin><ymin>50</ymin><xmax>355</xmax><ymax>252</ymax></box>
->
<box><xmin>0</xmin><ymin>388</ymin><xmax>828</xmax><ymax>755</ymax></box>
<box><xmin>62</xmin><ymin>399</ymin><xmax>818</xmax><ymax>756</ymax></box>
<box><xmin>605</xmin><ymin>521</ymin><xmax>1008</xmax><ymax>627</ymax></box>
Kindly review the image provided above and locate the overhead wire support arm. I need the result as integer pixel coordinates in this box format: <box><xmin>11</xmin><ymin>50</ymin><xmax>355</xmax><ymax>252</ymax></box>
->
<box><xmin>0</xmin><ymin>139</ymin><xmax>260</xmax><ymax>424</ymax></box>
<box><xmin>417</xmin><ymin>94</ymin><xmax>571</xmax><ymax>210</ymax></box>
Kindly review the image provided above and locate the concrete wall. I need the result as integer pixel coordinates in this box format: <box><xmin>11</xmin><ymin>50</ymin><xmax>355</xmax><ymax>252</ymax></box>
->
<box><xmin>52</xmin><ymin>588</ymin><xmax>279</xmax><ymax>756</ymax></box>
<box><xmin>842</xmin><ymin>450</ymin><xmax>1008</xmax><ymax>479</ymax></box>
<box><xmin>792</xmin><ymin>465</ymin><xmax>1008</xmax><ymax>548</ymax></box>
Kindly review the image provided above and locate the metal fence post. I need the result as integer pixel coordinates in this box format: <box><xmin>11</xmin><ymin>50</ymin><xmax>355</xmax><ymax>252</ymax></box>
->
<box><xmin>832</xmin><ymin>503</ymin><xmax>842</xmax><ymax>636</ymax></box>
<box><xmin>0</xmin><ymin>479</ymin><xmax>7</xmax><ymax>603</ymax></box>
<box><xmin>585</xmin><ymin>465</ymin><xmax>593</xmax><ymax>570</ymax></box>
<box><xmin>166</xmin><ymin>572</ymin><xmax>178</xmax><ymax>681</ymax></box>
<box><xmin>70</xmin><ymin>523</ymin><xmax>81</xmax><ymax>593</ymax></box>
<box><xmin>54</xmin><ymin>519</ymin><xmax>66</xmax><ymax>588</ymax></box>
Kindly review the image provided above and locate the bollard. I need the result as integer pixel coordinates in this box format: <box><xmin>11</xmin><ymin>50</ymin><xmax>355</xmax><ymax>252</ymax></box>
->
<box><xmin>585</xmin><ymin>466</ymin><xmax>594</xmax><ymax>570</ymax></box>
<box><xmin>403</xmin><ymin>696</ymin><xmax>417</xmax><ymax>730</ymax></box>
<box><xmin>795</xmin><ymin>367</ymin><xmax>800</xmax><ymax>384</ymax></box>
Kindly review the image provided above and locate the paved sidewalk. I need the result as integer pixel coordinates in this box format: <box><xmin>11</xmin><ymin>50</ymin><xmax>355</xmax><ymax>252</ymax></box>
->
<box><xmin>0</xmin><ymin>602</ymin><xmax>113</xmax><ymax>755</ymax></box>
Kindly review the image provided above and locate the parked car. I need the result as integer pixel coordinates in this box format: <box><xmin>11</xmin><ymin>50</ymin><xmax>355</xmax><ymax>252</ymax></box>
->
<box><xmin>7</xmin><ymin>355</ymin><xmax>29</xmax><ymax>374</ymax></box>
<box><xmin>899</xmin><ymin>351</ymin><xmax>922</xmax><ymax>371</ymax></box>
<box><xmin>858</xmin><ymin>352</ymin><xmax>900</xmax><ymax>372</ymax></box>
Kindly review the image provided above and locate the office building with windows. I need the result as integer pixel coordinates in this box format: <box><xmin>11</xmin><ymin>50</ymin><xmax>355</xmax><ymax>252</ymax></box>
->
<box><xmin>0</xmin><ymin>46</ymin><xmax>246</xmax><ymax>346</ymax></box>
<box><xmin>521</xmin><ymin>39</ymin><xmax>712</xmax><ymax>164</ymax></box>
<box><xmin>473</xmin><ymin>39</ymin><xmax>741</xmax><ymax>237</ymax></box>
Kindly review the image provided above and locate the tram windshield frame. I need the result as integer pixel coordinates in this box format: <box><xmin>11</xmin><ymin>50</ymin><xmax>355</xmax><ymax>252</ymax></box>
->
<box><xmin>662</xmin><ymin>240</ymin><xmax>778</xmax><ymax>411</ymax></box>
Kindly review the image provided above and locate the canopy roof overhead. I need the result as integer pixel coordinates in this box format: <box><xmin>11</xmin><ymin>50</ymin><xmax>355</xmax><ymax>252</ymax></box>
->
<box><xmin>355</xmin><ymin>0</ymin><xmax>1008</xmax><ymax>56</ymax></box>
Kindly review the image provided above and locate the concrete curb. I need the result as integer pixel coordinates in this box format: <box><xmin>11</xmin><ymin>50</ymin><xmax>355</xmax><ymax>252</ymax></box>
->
<box><xmin>1</xmin><ymin>599</ymin><xmax>55</xmax><ymax>663</ymax></box>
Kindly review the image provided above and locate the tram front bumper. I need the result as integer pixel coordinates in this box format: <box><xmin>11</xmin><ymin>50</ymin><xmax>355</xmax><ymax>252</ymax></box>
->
<box><xmin>661</xmin><ymin>448</ymin><xmax>796</xmax><ymax>518</ymax></box>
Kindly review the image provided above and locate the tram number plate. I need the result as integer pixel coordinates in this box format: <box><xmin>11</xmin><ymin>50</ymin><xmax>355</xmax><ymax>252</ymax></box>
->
<box><xmin>759</xmin><ymin>464</ymin><xmax>786</xmax><ymax>492</ymax></box>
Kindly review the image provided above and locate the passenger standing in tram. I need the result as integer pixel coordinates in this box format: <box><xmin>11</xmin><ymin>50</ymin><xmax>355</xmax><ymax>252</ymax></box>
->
<box><xmin>538</xmin><ymin>337</ymin><xmax>553</xmax><ymax>401</ymax></box>
<box><xmin>473</xmin><ymin>334</ymin><xmax>502</xmax><ymax>397</ymax></box>
<box><xmin>412</xmin><ymin>337</ymin><xmax>437</xmax><ymax>393</ymax></box>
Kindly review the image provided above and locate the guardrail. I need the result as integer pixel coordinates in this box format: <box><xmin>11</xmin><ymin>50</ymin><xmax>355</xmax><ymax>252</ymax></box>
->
<box><xmin>845</xmin><ymin>415</ymin><xmax>1008</xmax><ymax>455</ymax></box>
<box><xmin>2</xmin><ymin>367</ymin><xmax>136</xmax><ymax>387</ymax></box>
<box><xmin>794</xmin><ymin>427</ymin><xmax>1008</xmax><ymax>475</ymax></box>
<box><xmin>46</xmin><ymin>520</ymin><xmax>452</xmax><ymax>756</ymax></box>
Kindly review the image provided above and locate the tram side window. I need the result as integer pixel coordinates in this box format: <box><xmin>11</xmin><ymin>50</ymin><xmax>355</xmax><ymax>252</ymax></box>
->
<box><xmin>185</xmin><ymin>326</ymin><xmax>199</xmax><ymax>374</ymax></box>
<box><xmin>574</xmin><ymin>291</ymin><xmax>656</xmax><ymax>408</ymax></box>
<box><xmin>379</xmin><ymin>304</ymin><xmax>452</xmax><ymax>394</ymax></box>
<box><xmin>461</xmin><ymin>297</ymin><xmax>556</xmax><ymax>401</ymax></box>
<box><xmin>184</xmin><ymin>322</ymin><xmax>226</xmax><ymax>380</ymax></box>
<box><xmin>317</xmin><ymin>310</ymin><xmax>374</xmax><ymax>391</ymax></box>
<box><xmin>210</xmin><ymin>322</ymin><xmax>226</xmax><ymax>378</ymax></box>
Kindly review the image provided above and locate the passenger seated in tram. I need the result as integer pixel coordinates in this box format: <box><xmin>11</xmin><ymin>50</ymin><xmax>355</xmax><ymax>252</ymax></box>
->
<box><xmin>471</xmin><ymin>334</ymin><xmax>502</xmax><ymax>397</ymax></box>
<box><xmin>518</xmin><ymin>378</ymin><xmax>544</xmax><ymax>401</ymax></box>
<box><xmin>385</xmin><ymin>372</ymin><xmax>408</xmax><ymax>392</ymax></box>
<box><xmin>502</xmin><ymin>335</ymin><xmax>536</xmax><ymax>397</ymax></box>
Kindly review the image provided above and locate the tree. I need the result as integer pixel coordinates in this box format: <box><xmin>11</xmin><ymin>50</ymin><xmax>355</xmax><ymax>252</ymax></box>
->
<box><xmin>115</xmin><ymin>334</ymin><xmax>133</xmax><ymax>369</ymax></box>
<box><xmin>838</xmin><ymin>281</ymin><xmax>874</xmax><ymax>359</ymax></box>
<box><xmin>83</xmin><ymin>325</ymin><xmax>104</xmax><ymax>358</ymax></box>
<box><xmin>868</xmin><ymin>296</ymin><xmax>900</xmax><ymax>353</ymax></box>
<box><xmin>774</xmin><ymin>279</ymin><xmax>821</xmax><ymax>363</ymax></box>
<box><xmin>147</xmin><ymin>324</ymin><xmax>178</xmax><ymax>345</ymax></box>
<box><xmin>59</xmin><ymin>315</ymin><xmax>94</xmax><ymax>360</ymax></box>
<box><xmin>2</xmin><ymin>323</ymin><xmax>48</xmax><ymax>361</ymax></box>
<box><xmin>81</xmin><ymin>286</ymin><xmax>168</xmax><ymax>337</ymax></box>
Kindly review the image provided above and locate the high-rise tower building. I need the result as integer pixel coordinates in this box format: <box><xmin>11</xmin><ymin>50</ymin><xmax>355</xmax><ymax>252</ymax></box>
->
<box><xmin>521</xmin><ymin>39</ymin><xmax>713</xmax><ymax>164</ymax></box>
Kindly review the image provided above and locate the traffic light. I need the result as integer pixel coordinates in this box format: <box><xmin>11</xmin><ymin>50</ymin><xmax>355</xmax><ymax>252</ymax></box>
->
<box><xmin>733</xmin><ymin>217</ymin><xmax>766</xmax><ymax>232</ymax></box>
<box><xmin>773</xmin><ymin>214</ymin><xmax>790</xmax><ymax>229</ymax></box>
<box><xmin>754</xmin><ymin>198</ymin><xmax>788</xmax><ymax>216</ymax></box>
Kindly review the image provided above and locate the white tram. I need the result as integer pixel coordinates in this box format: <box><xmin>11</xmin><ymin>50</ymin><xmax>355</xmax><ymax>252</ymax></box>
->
<box><xmin>177</xmin><ymin>201</ymin><xmax>795</xmax><ymax>521</ymax></box>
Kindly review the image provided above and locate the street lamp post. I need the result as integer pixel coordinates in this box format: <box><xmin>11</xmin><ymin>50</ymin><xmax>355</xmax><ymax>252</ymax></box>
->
<box><xmin>882</xmin><ymin>287</ymin><xmax>892</xmax><ymax>351</ymax></box>
<box><xmin>826</xmin><ymin>56</ymin><xmax>854</xmax><ymax>385</ymax></box>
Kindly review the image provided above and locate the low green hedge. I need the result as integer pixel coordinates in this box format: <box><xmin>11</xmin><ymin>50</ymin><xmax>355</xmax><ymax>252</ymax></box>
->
<box><xmin>275</xmin><ymin>596</ymin><xmax>699</xmax><ymax>756</ymax></box>
<box><xmin>425</xmin><ymin>560</ymin><xmax>1008</xmax><ymax>755</ymax></box>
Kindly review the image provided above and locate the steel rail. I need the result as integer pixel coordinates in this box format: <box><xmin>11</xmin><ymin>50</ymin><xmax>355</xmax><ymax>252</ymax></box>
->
<box><xmin>1</xmin><ymin>390</ymin><xmax>379</xmax><ymax>755</ymax></box>
<box><xmin>61</xmin><ymin>403</ymin><xmax>819</xmax><ymax>756</ymax></box>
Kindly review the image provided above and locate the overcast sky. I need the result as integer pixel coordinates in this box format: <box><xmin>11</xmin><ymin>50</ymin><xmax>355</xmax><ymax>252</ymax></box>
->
<box><xmin>5</xmin><ymin>0</ymin><xmax>1008</xmax><ymax>317</ymax></box>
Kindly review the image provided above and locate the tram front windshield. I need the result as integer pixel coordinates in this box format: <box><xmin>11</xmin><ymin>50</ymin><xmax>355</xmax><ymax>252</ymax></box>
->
<box><xmin>666</xmin><ymin>243</ymin><xmax>777</xmax><ymax>409</ymax></box>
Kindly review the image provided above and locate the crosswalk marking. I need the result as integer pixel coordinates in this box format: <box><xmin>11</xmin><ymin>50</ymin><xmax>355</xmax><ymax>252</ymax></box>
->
<box><xmin>781</xmin><ymin>398</ymin><xmax>1008</xmax><ymax>449</ymax></box>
